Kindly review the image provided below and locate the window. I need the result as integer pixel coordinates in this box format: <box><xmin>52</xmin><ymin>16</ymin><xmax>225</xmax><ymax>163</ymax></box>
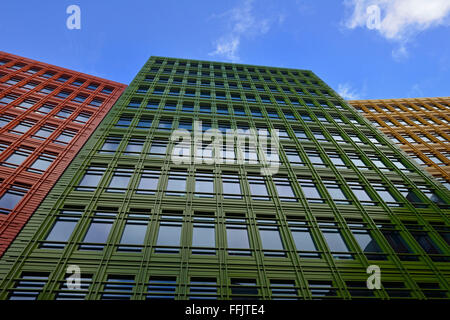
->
<box><xmin>383</xmin><ymin>282</ymin><xmax>411</xmax><ymax>298</ymax></box>
<box><xmin>372</xmin><ymin>182</ymin><xmax>400</xmax><ymax>206</ymax></box>
<box><xmin>222</xmin><ymin>172</ymin><xmax>242</xmax><ymax>199</ymax></box>
<box><xmin>71</xmin><ymin>79</ymin><xmax>85</xmax><ymax>87</ymax></box>
<box><xmin>195</xmin><ymin>171</ymin><xmax>214</xmax><ymax>198</ymax></box>
<box><xmin>0</xmin><ymin>114</ymin><xmax>15</xmax><ymax>127</ymax></box>
<box><xmin>106</xmin><ymin>167</ymin><xmax>133</xmax><ymax>192</ymax></box>
<box><xmin>146</xmin><ymin>100</ymin><xmax>159</xmax><ymax>110</ymax></box>
<box><xmin>8</xmin><ymin>272</ymin><xmax>49</xmax><ymax>300</ymax></box>
<box><xmin>319</xmin><ymin>221</ymin><xmax>353</xmax><ymax>259</ymax></box>
<box><xmin>323</xmin><ymin>180</ymin><xmax>349</xmax><ymax>204</ymax></box>
<box><xmin>288</xmin><ymin>219</ymin><xmax>320</xmax><ymax>258</ymax></box>
<box><xmin>380</xmin><ymin>223</ymin><xmax>417</xmax><ymax>261</ymax></box>
<box><xmin>156</xmin><ymin>213</ymin><xmax>183</xmax><ymax>253</ymax></box>
<box><xmin>298</xmin><ymin>178</ymin><xmax>323</xmax><ymax>203</ymax></box>
<box><xmin>41</xmin><ymin>208</ymin><xmax>82</xmax><ymax>249</ymax></box>
<box><xmin>248</xmin><ymin>175</ymin><xmax>270</xmax><ymax>200</ymax></box>
<box><xmin>76</xmin><ymin>166</ymin><xmax>107</xmax><ymax>191</ymax></box>
<box><xmin>118</xmin><ymin>213</ymin><xmax>149</xmax><ymax>251</ymax></box>
<box><xmin>124</xmin><ymin>137</ymin><xmax>145</xmax><ymax>155</ymax></box>
<box><xmin>0</xmin><ymin>94</ymin><xmax>19</xmax><ymax>105</ymax></box>
<box><xmin>54</xmin><ymin>129</ymin><xmax>77</xmax><ymax>145</ymax></box>
<box><xmin>55</xmin><ymin>108</ymin><xmax>73</xmax><ymax>119</ymax></box>
<box><xmin>136</xmin><ymin>168</ymin><xmax>160</xmax><ymax>194</ymax></box>
<box><xmin>101</xmin><ymin>86</ymin><xmax>113</xmax><ymax>94</ymax></box>
<box><xmin>189</xmin><ymin>278</ymin><xmax>217</xmax><ymax>300</ymax></box>
<box><xmin>146</xmin><ymin>276</ymin><xmax>177</xmax><ymax>299</ymax></box>
<box><xmin>80</xmin><ymin>210</ymin><xmax>117</xmax><ymax>250</ymax></box>
<box><xmin>37</xmin><ymin>103</ymin><xmax>56</xmax><ymax>114</ymax></box>
<box><xmin>0</xmin><ymin>183</ymin><xmax>30</xmax><ymax>214</ymax></box>
<box><xmin>158</xmin><ymin>118</ymin><xmax>173</xmax><ymax>131</ymax></box>
<box><xmin>165</xmin><ymin>170</ymin><xmax>187</xmax><ymax>196</ymax></box>
<box><xmin>99</xmin><ymin>136</ymin><xmax>121</xmax><ymax>154</ymax></box>
<box><xmin>148</xmin><ymin>139</ymin><xmax>167</xmax><ymax>157</ymax></box>
<box><xmin>89</xmin><ymin>98</ymin><xmax>103</xmax><ymax>107</ymax></box>
<box><xmin>417</xmin><ymin>282</ymin><xmax>448</xmax><ymax>298</ymax></box>
<box><xmin>86</xmin><ymin>82</ymin><xmax>99</xmax><ymax>90</ymax></box>
<box><xmin>230</xmin><ymin>279</ymin><xmax>259</xmax><ymax>300</ymax></box>
<box><xmin>39</xmin><ymin>86</ymin><xmax>55</xmax><ymax>95</ymax></box>
<box><xmin>257</xmin><ymin>217</ymin><xmax>285</xmax><ymax>256</ymax></box>
<box><xmin>345</xmin><ymin>281</ymin><xmax>375</xmax><ymax>298</ymax></box>
<box><xmin>308</xmin><ymin>280</ymin><xmax>337</xmax><ymax>298</ymax></box>
<box><xmin>270</xmin><ymin>280</ymin><xmax>298</xmax><ymax>300</ymax></box>
<box><xmin>55</xmin><ymin>90</ymin><xmax>72</xmax><ymax>99</ymax></box>
<box><xmin>28</xmin><ymin>151</ymin><xmax>57</xmax><ymax>174</ymax></box>
<box><xmin>305</xmin><ymin>150</ymin><xmax>325</xmax><ymax>167</ymax></box>
<box><xmin>102</xmin><ymin>275</ymin><xmax>135</xmax><ymax>300</ymax></box>
<box><xmin>116</xmin><ymin>116</ymin><xmax>133</xmax><ymax>127</ymax></box>
<box><xmin>405</xmin><ymin>223</ymin><xmax>446</xmax><ymax>262</ymax></box>
<box><xmin>74</xmin><ymin>112</ymin><xmax>92</xmax><ymax>124</ymax></box>
<box><xmin>226</xmin><ymin>214</ymin><xmax>251</xmax><ymax>255</ymax></box>
<box><xmin>347</xmin><ymin>221</ymin><xmax>385</xmax><ymax>260</ymax></box>
<box><xmin>347</xmin><ymin>180</ymin><xmax>375</xmax><ymax>206</ymax></box>
<box><xmin>137</xmin><ymin>117</ymin><xmax>152</xmax><ymax>129</ymax></box>
<box><xmin>32</xmin><ymin>124</ymin><xmax>57</xmax><ymax>140</ymax></box>
<box><xmin>10</xmin><ymin>120</ymin><xmax>36</xmax><ymax>135</ymax></box>
<box><xmin>2</xmin><ymin>147</ymin><xmax>33</xmax><ymax>168</ymax></box>
<box><xmin>72</xmin><ymin>94</ymin><xmax>88</xmax><ymax>103</ymax></box>
<box><xmin>56</xmin><ymin>274</ymin><xmax>92</xmax><ymax>300</ymax></box>
<box><xmin>191</xmin><ymin>213</ymin><xmax>216</xmax><ymax>255</ymax></box>
<box><xmin>273</xmin><ymin>175</ymin><xmax>297</xmax><ymax>201</ymax></box>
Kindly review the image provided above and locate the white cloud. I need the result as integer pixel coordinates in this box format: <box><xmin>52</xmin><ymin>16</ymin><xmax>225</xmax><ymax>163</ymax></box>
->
<box><xmin>343</xmin><ymin>0</ymin><xmax>450</xmax><ymax>59</ymax></box>
<box><xmin>209</xmin><ymin>0</ymin><xmax>278</xmax><ymax>62</ymax></box>
<box><xmin>337</xmin><ymin>83</ymin><xmax>362</xmax><ymax>100</ymax></box>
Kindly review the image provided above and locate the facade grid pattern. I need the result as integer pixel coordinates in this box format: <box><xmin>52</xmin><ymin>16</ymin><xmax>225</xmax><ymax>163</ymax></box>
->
<box><xmin>0</xmin><ymin>56</ymin><xmax>449</xmax><ymax>300</ymax></box>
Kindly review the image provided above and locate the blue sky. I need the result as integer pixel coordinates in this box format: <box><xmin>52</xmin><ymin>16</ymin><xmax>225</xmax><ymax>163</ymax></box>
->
<box><xmin>1</xmin><ymin>0</ymin><xmax>449</xmax><ymax>100</ymax></box>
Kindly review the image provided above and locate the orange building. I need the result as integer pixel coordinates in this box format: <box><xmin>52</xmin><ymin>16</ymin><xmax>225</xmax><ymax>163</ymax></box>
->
<box><xmin>0</xmin><ymin>51</ymin><xmax>126</xmax><ymax>256</ymax></box>
<box><xmin>349</xmin><ymin>97</ymin><xmax>450</xmax><ymax>189</ymax></box>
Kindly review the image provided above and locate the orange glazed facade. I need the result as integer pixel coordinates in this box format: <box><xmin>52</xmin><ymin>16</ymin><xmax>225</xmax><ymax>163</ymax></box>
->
<box><xmin>349</xmin><ymin>97</ymin><xmax>450</xmax><ymax>190</ymax></box>
<box><xmin>0</xmin><ymin>51</ymin><xmax>126</xmax><ymax>256</ymax></box>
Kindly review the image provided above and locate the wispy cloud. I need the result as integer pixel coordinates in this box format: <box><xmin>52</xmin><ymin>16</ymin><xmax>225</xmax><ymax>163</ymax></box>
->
<box><xmin>337</xmin><ymin>83</ymin><xmax>362</xmax><ymax>100</ymax></box>
<box><xmin>343</xmin><ymin>0</ymin><xmax>450</xmax><ymax>59</ymax></box>
<box><xmin>209</xmin><ymin>0</ymin><xmax>281</xmax><ymax>62</ymax></box>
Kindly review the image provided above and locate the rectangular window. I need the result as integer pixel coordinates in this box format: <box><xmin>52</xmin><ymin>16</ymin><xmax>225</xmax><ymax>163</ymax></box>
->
<box><xmin>76</xmin><ymin>166</ymin><xmax>107</xmax><ymax>191</ymax></box>
<box><xmin>158</xmin><ymin>118</ymin><xmax>173</xmax><ymax>131</ymax></box>
<box><xmin>32</xmin><ymin>124</ymin><xmax>57</xmax><ymax>140</ymax></box>
<box><xmin>102</xmin><ymin>275</ymin><xmax>135</xmax><ymax>300</ymax></box>
<box><xmin>348</xmin><ymin>221</ymin><xmax>385</xmax><ymax>260</ymax></box>
<box><xmin>189</xmin><ymin>278</ymin><xmax>217</xmax><ymax>300</ymax></box>
<box><xmin>226</xmin><ymin>215</ymin><xmax>251</xmax><ymax>255</ymax></box>
<box><xmin>270</xmin><ymin>280</ymin><xmax>298</xmax><ymax>300</ymax></box>
<box><xmin>149</xmin><ymin>139</ymin><xmax>167</xmax><ymax>157</ymax></box>
<box><xmin>298</xmin><ymin>178</ymin><xmax>323</xmax><ymax>203</ymax></box>
<box><xmin>191</xmin><ymin>213</ymin><xmax>216</xmax><ymax>255</ymax></box>
<box><xmin>136</xmin><ymin>168</ymin><xmax>160</xmax><ymax>195</ymax></box>
<box><xmin>56</xmin><ymin>274</ymin><xmax>92</xmax><ymax>300</ymax></box>
<box><xmin>347</xmin><ymin>180</ymin><xmax>375</xmax><ymax>206</ymax></box>
<box><xmin>80</xmin><ymin>210</ymin><xmax>116</xmax><ymax>250</ymax></box>
<box><xmin>258</xmin><ymin>218</ymin><xmax>285</xmax><ymax>256</ymax></box>
<box><xmin>41</xmin><ymin>209</ymin><xmax>82</xmax><ymax>249</ymax></box>
<box><xmin>99</xmin><ymin>136</ymin><xmax>121</xmax><ymax>154</ymax></box>
<box><xmin>118</xmin><ymin>220</ymin><xmax>148</xmax><ymax>252</ymax></box>
<box><xmin>308</xmin><ymin>280</ymin><xmax>337</xmax><ymax>298</ymax></box>
<box><xmin>0</xmin><ymin>114</ymin><xmax>15</xmax><ymax>127</ymax></box>
<box><xmin>222</xmin><ymin>172</ymin><xmax>242</xmax><ymax>199</ymax></box>
<box><xmin>54</xmin><ymin>130</ymin><xmax>77</xmax><ymax>145</ymax></box>
<box><xmin>37</xmin><ymin>103</ymin><xmax>56</xmax><ymax>115</ymax></box>
<box><xmin>28</xmin><ymin>151</ymin><xmax>57</xmax><ymax>174</ymax></box>
<box><xmin>288</xmin><ymin>220</ymin><xmax>320</xmax><ymax>258</ymax></box>
<box><xmin>116</xmin><ymin>116</ymin><xmax>133</xmax><ymax>128</ymax></box>
<box><xmin>155</xmin><ymin>214</ymin><xmax>183</xmax><ymax>254</ymax></box>
<box><xmin>248</xmin><ymin>175</ymin><xmax>270</xmax><ymax>200</ymax></box>
<box><xmin>230</xmin><ymin>279</ymin><xmax>259</xmax><ymax>300</ymax></box>
<box><xmin>106</xmin><ymin>167</ymin><xmax>133</xmax><ymax>193</ymax></box>
<box><xmin>124</xmin><ymin>138</ymin><xmax>145</xmax><ymax>155</ymax></box>
<box><xmin>74</xmin><ymin>112</ymin><xmax>92</xmax><ymax>124</ymax></box>
<box><xmin>2</xmin><ymin>147</ymin><xmax>33</xmax><ymax>168</ymax></box>
<box><xmin>380</xmin><ymin>225</ymin><xmax>417</xmax><ymax>261</ymax></box>
<box><xmin>195</xmin><ymin>171</ymin><xmax>214</xmax><ymax>198</ymax></box>
<box><xmin>323</xmin><ymin>180</ymin><xmax>349</xmax><ymax>204</ymax></box>
<box><xmin>0</xmin><ymin>183</ymin><xmax>30</xmax><ymax>214</ymax></box>
<box><xmin>319</xmin><ymin>221</ymin><xmax>353</xmax><ymax>259</ymax></box>
<box><xmin>146</xmin><ymin>276</ymin><xmax>177</xmax><ymax>300</ymax></box>
<box><xmin>8</xmin><ymin>272</ymin><xmax>49</xmax><ymax>300</ymax></box>
<box><xmin>273</xmin><ymin>175</ymin><xmax>297</xmax><ymax>201</ymax></box>
<box><xmin>166</xmin><ymin>170</ymin><xmax>187</xmax><ymax>196</ymax></box>
<box><xmin>10</xmin><ymin>120</ymin><xmax>36</xmax><ymax>135</ymax></box>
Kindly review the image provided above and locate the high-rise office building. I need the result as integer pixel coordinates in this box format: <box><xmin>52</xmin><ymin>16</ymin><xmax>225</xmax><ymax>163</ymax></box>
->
<box><xmin>0</xmin><ymin>51</ymin><xmax>126</xmax><ymax>257</ymax></box>
<box><xmin>0</xmin><ymin>56</ymin><xmax>448</xmax><ymax>300</ymax></box>
<box><xmin>349</xmin><ymin>98</ymin><xmax>450</xmax><ymax>190</ymax></box>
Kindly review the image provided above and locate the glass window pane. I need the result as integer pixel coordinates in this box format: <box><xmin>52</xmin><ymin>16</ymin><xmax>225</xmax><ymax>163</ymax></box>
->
<box><xmin>120</xmin><ymin>224</ymin><xmax>147</xmax><ymax>245</ymax></box>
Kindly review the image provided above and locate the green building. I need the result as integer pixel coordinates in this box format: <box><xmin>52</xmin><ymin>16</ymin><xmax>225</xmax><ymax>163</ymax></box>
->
<box><xmin>0</xmin><ymin>57</ymin><xmax>449</xmax><ymax>300</ymax></box>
